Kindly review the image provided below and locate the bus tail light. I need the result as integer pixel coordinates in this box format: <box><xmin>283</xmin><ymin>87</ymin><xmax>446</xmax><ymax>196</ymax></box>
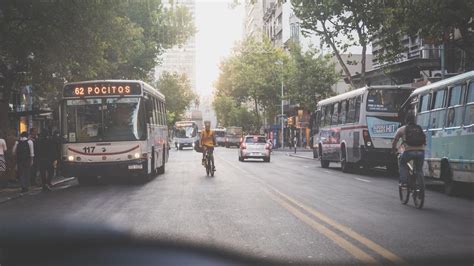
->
<box><xmin>241</xmin><ymin>143</ymin><xmax>247</xmax><ymax>150</ymax></box>
<box><xmin>265</xmin><ymin>143</ymin><xmax>271</xmax><ymax>150</ymax></box>
<box><xmin>363</xmin><ymin>130</ymin><xmax>373</xmax><ymax>147</ymax></box>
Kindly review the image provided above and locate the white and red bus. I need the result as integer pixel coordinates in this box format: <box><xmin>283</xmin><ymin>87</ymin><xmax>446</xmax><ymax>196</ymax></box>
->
<box><xmin>313</xmin><ymin>86</ymin><xmax>413</xmax><ymax>172</ymax></box>
<box><xmin>60</xmin><ymin>80</ymin><xmax>169</xmax><ymax>184</ymax></box>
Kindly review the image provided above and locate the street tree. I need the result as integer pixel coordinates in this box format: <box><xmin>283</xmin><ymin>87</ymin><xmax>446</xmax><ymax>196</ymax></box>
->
<box><xmin>287</xmin><ymin>43</ymin><xmax>339</xmax><ymax>111</ymax></box>
<box><xmin>157</xmin><ymin>71</ymin><xmax>196</xmax><ymax>128</ymax></box>
<box><xmin>215</xmin><ymin>37</ymin><xmax>290</xmax><ymax>129</ymax></box>
<box><xmin>291</xmin><ymin>0</ymin><xmax>385</xmax><ymax>87</ymax></box>
<box><xmin>0</xmin><ymin>0</ymin><xmax>195</xmax><ymax>133</ymax></box>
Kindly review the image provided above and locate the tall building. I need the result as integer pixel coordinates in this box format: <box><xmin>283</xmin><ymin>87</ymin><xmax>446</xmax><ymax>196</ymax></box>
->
<box><xmin>154</xmin><ymin>0</ymin><xmax>196</xmax><ymax>93</ymax></box>
<box><xmin>243</xmin><ymin>0</ymin><xmax>264</xmax><ymax>40</ymax></box>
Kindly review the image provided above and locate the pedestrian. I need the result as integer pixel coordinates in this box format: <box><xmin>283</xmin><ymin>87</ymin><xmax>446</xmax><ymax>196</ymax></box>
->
<box><xmin>5</xmin><ymin>129</ymin><xmax>17</xmax><ymax>183</ymax></box>
<box><xmin>37</xmin><ymin>128</ymin><xmax>55</xmax><ymax>191</ymax></box>
<box><xmin>13</xmin><ymin>132</ymin><xmax>34</xmax><ymax>193</ymax></box>
<box><xmin>28</xmin><ymin>127</ymin><xmax>39</xmax><ymax>186</ymax></box>
<box><xmin>293</xmin><ymin>136</ymin><xmax>297</xmax><ymax>154</ymax></box>
<box><xmin>0</xmin><ymin>130</ymin><xmax>7</xmax><ymax>187</ymax></box>
<box><xmin>52</xmin><ymin>130</ymin><xmax>62</xmax><ymax>178</ymax></box>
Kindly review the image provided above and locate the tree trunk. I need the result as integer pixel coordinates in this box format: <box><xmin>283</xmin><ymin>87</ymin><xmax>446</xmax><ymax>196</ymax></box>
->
<box><xmin>254</xmin><ymin>97</ymin><xmax>260</xmax><ymax>130</ymax></box>
<box><xmin>321</xmin><ymin>22</ymin><xmax>356</xmax><ymax>89</ymax></box>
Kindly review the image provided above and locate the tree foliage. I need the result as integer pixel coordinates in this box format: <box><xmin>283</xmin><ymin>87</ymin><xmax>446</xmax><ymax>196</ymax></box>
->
<box><xmin>215</xmin><ymin>37</ymin><xmax>290</xmax><ymax>129</ymax></box>
<box><xmin>212</xmin><ymin>95</ymin><xmax>257</xmax><ymax>132</ymax></box>
<box><xmin>287</xmin><ymin>43</ymin><xmax>338</xmax><ymax>111</ymax></box>
<box><xmin>291</xmin><ymin>0</ymin><xmax>474</xmax><ymax>80</ymax></box>
<box><xmin>0</xmin><ymin>0</ymin><xmax>195</xmax><ymax>131</ymax></box>
<box><xmin>157</xmin><ymin>71</ymin><xmax>196</xmax><ymax>127</ymax></box>
<box><xmin>214</xmin><ymin>37</ymin><xmax>338</xmax><ymax>128</ymax></box>
<box><xmin>291</xmin><ymin>0</ymin><xmax>384</xmax><ymax>87</ymax></box>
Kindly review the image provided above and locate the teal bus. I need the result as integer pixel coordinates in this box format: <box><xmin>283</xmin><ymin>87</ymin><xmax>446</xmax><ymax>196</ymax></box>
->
<box><xmin>400</xmin><ymin>71</ymin><xmax>474</xmax><ymax>195</ymax></box>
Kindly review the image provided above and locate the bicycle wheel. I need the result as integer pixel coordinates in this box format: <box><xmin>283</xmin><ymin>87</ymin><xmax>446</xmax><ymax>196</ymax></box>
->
<box><xmin>413</xmin><ymin>174</ymin><xmax>425</xmax><ymax>209</ymax></box>
<box><xmin>399</xmin><ymin>183</ymin><xmax>409</xmax><ymax>204</ymax></box>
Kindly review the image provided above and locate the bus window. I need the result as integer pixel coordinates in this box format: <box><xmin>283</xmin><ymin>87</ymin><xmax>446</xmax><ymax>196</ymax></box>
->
<box><xmin>145</xmin><ymin>96</ymin><xmax>155</xmax><ymax>125</ymax></box>
<box><xmin>354</xmin><ymin>96</ymin><xmax>361</xmax><ymax>123</ymax></box>
<box><xmin>446</xmin><ymin>85</ymin><xmax>464</xmax><ymax>128</ymax></box>
<box><xmin>430</xmin><ymin>89</ymin><xmax>447</xmax><ymax>129</ymax></box>
<box><xmin>419</xmin><ymin>94</ymin><xmax>431</xmax><ymax>112</ymax></box>
<box><xmin>320</xmin><ymin>106</ymin><xmax>326</xmax><ymax>128</ymax></box>
<box><xmin>331</xmin><ymin>102</ymin><xmax>339</xmax><ymax>125</ymax></box>
<box><xmin>339</xmin><ymin>100</ymin><xmax>347</xmax><ymax>124</ymax></box>
<box><xmin>432</xmin><ymin>89</ymin><xmax>446</xmax><ymax>109</ymax></box>
<box><xmin>346</xmin><ymin>98</ymin><xmax>355</xmax><ymax>123</ymax></box>
<box><xmin>366</xmin><ymin>89</ymin><xmax>411</xmax><ymax>112</ymax></box>
<box><xmin>464</xmin><ymin>82</ymin><xmax>474</xmax><ymax>126</ymax></box>
<box><xmin>325</xmin><ymin>105</ymin><xmax>332</xmax><ymax>126</ymax></box>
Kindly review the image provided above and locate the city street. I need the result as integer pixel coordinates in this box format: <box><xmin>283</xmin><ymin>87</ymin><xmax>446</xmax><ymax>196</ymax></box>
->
<box><xmin>0</xmin><ymin>148</ymin><xmax>472</xmax><ymax>265</ymax></box>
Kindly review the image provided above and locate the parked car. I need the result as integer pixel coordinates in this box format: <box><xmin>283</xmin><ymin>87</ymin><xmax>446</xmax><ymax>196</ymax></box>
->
<box><xmin>238</xmin><ymin>135</ymin><xmax>271</xmax><ymax>162</ymax></box>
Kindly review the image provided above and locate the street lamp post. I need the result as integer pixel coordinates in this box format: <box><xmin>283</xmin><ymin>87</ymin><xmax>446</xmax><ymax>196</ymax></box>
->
<box><xmin>281</xmin><ymin>80</ymin><xmax>284</xmax><ymax>149</ymax></box>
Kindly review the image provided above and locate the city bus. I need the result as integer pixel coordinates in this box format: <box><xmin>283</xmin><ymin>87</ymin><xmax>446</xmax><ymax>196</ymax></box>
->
<box><xmin>399</xmin><ymin>71</ymin><xmax>474</xmax><ymax>195</ymax></box>
<box><xmin>213</xmin><ymin>127</ymin><xmax>226</xmax><ymax>146</ymax></box>
<box><xmin>60</xmin><ymin>80</ymin><xmax>169</xmax><ymax>184</ymax></box>
<box><xmin>313</xmin><ymin>85</ymin><xmax>413</xmax><ymax>173</ymax></box>
<box><xmin>173</xmin><ymin>121</ymin><xmax>199</xmax><ymax>150</ymax></box>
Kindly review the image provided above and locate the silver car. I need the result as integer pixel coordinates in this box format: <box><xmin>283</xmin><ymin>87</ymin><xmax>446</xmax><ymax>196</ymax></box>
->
<box><xmin>238</xmin><ymin>135</ymin><xmax>271</xmax><ymax>162</ymax></box>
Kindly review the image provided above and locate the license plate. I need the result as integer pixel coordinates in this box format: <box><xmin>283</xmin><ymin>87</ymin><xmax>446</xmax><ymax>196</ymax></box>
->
<box><xmin>128</xmin><ymin>164</ymin><xmax>143</xmax><ymax>170</ymax></box>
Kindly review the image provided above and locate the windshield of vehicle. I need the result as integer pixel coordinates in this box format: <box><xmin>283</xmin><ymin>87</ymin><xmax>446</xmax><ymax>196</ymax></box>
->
<box><xmin>366</xmin><ymin>89</ymin><xmax>412</xmax><ymax>113</ymax></box>
<box><xmin>245</xmin><ymin>136</ymin><xmax>266</xmax><ymax>143</ymax></box>
<box><xmin>175</xmin><ymin>126</ymin><xmax>196</xmax><ymax>138</ymax></box>
<box><xmin>64</xmin><ymin>98</ymin><xmax>146</xmax><ymax>142</ymax></box>
<box><xmin>215</xmin><ymin>131</ymin><xmax>226</xmax><ymax>137</ymax></box>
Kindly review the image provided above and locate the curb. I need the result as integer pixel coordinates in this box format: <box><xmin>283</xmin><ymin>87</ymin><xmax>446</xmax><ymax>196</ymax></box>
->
<box><xmin>287</xmin><ymin>153</ymin><xmax>316</xmax><ymax>160</ymax></box>
<box><xmin>0</xmin><ymin>177</ymin><xmax>76</xmax><ymax>205</ymax></box>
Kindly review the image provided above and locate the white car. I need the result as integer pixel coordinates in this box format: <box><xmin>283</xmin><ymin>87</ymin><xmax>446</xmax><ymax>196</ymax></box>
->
<box><xmin>238</xmin><ymin>135</ymin><xmax>271</xmax><ymax>162</ymax></box>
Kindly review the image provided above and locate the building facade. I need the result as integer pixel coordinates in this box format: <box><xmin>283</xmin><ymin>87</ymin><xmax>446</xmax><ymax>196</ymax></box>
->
<box><xmin>154</xmin><ymin>0</ymin><xmax>196</xmax><ymax>93</ymax></box>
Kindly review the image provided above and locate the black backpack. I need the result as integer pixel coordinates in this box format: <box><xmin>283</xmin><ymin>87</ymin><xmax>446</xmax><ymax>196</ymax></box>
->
<box><xmin>405</xmin><ymin>124</ymin><xmax>426</xmax><ymax>146</ymax></box>
<box><xmin>16</xmin><ymin>140</ymin><xmax>31</xmax><ymax>162</ymax></box>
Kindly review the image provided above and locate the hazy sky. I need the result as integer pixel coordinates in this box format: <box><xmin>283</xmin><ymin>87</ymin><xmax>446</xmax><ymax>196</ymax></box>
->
<box><xmin>195</xmin><ymin>0</ymin><xmax>244</xmax><ymax>98</ymax></box>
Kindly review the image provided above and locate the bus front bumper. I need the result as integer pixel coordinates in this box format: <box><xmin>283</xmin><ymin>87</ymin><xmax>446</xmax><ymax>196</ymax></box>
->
<box><xmin>62</xmin><ymin>159</ymin><xmax>148</xmax><ymax>178</ymax></box>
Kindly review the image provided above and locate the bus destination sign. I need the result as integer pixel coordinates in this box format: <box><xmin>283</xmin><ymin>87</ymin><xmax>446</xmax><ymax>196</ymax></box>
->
<box><xmin>63</xmin><ymin>82</ymin><xmax>142</xmax><ymax>97</ymax></box>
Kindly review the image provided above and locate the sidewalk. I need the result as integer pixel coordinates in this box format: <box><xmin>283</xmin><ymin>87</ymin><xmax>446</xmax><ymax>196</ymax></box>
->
<box><xmin>0</xmin><ymin>176</ymin><xmax>75</xmax><ymax>204</ymax></box>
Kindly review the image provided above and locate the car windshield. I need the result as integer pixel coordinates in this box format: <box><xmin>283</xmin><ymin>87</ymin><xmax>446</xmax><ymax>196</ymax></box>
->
<box><xmin>1</xmin><ymin>1</ymin><xmax>472</xmax><ymax>265</ymax></box>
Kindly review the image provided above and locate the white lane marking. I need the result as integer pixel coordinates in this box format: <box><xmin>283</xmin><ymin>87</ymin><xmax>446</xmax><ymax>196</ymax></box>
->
<box><xmin>324</xmin><ymin>171</ymin><xmax>330</xmax><ymax>174</ymax></box>
<box><xmin>354</xmin><ymin>178</ymin><xmax>371</xmax><ymax>183</ymax></box>
<box><xmin>303</xmin><ymin>165</ymin><xmax>310</xmax><ymax>168</ymax></box>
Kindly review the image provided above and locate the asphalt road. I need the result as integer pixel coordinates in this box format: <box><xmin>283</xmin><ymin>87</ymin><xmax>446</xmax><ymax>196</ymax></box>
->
<box><xmin>0</xmin><ymin>147</ymin><xmax>472</xmax><ymax>265</ymax></box>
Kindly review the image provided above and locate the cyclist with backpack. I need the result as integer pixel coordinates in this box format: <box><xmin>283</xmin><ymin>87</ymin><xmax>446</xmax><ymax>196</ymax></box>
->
<box><xmin>12</xmin><ymin>132</ymin><xmax>35</xmax><ymax>193</ymax></box>
<box><xmin>392</xmin><ymin>113</ymin><xmax>426</xmax><ymax>187</ymax></box>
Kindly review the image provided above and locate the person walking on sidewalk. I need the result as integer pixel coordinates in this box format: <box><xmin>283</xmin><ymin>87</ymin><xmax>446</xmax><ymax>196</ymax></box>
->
<box><xmin>37</xmin><ymin>129</ymin><xmax>55</xmax><ymax>191</ymax></box>
<box><xmin>51</xmin><ymin>130</ymin><xmax>62</xmax><ymax>178</ymax></box>
<box><xmin>293</xmin><ymin>136</ymin><xmax>297</xmax><ymax>154</ymax></box>
<box><xmin>13</xmin><ymin>132</ymin><xmax>34</xmax><ymax>193</ymax></box>
<box><xmin>28</xmin><ymin>128</ymin><xmax>39</xmax><ymax>186</ymax></box>
<box><xmin>0</xmin><ymin>131</ymin><xmax>7</xmax><ymax>187</ymax></box>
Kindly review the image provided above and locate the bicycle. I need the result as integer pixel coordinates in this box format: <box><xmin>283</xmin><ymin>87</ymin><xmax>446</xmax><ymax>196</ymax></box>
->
<box><xmin>203</xmin><ymin>147</ymin><xmax>215</xmax><ymax>177</ymax></box>
<box><xmin>398</xmin><ymin>156</ymin><xmax>425</xmax><ymax>209</ymax></box>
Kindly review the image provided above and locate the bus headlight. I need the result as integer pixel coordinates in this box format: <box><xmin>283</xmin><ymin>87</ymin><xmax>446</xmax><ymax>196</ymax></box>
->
<box><xmin>68</xmin><ymin>155</ymin><xmax>74</xmax><ymax>161</ymax></box>
<box><xmin>134</xmin><ymin>153</ymin><xmax>140</xmax><ymax>159</ymax></box>
<box><xmin>367</xmin><ymin>141</ymin><xmax>372</xmax><ymax>147</ymax></box>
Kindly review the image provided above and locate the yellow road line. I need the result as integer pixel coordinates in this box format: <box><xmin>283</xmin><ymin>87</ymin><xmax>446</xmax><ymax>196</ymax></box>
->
<box><xmin>267</xmin><ymin>191</ymin><xmax>378</xmax><ymax>264</ymax></box>
<box><xmin>269</xmin><ymin>186</ymin><xmax>406</xmax><ymax>265</ymax></box>
<box><xmin>218</xmin><ymin>154</ymin><xmax>407</xmax><ymax>265</ymax></box>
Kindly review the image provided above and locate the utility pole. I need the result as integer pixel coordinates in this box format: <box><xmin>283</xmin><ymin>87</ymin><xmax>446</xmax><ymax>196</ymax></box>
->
<box><xmin>281</xmin><ymin>80</ymin><xmax>284</xmax><ymax>149</ymax></box>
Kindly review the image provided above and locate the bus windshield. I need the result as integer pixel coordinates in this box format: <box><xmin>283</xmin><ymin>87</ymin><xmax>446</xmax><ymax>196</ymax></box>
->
<box><xmin>227</xmin><ymin>127</ymin><xmax>242</xmax><ymax>135</ymax></box>
<box><xmin>63</xmin><ymin>97</ymin><xmax>146</xmax><ymax>142</ymax></box>
<box><xmin>366</xmin><ymin>89</ymin><xmax>412</xmax><ymax>113</ymax></box>
<box><xmin>175</xmin><ymin>125</ymin><xmax>196</xmax><ymax>138</ymax></box>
